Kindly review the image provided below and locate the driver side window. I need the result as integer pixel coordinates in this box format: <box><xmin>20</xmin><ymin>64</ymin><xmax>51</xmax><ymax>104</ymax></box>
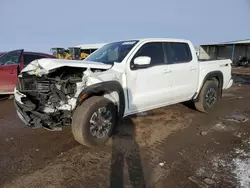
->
<box><xmin>131</xmin><ymin>42</ymin><xmax>165</xmax><ymax>69</ymax></box>
<box><xmin>0</xmin><ymin>50</ymin><xmax>22</xmax><ymax>66</ymax></box>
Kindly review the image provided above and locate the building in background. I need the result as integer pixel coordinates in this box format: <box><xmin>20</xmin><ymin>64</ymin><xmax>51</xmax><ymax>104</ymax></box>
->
<box><xmin>198</xmin><ymin>39</ymin><xmax>250</xmax><ymax>62</ymax></box>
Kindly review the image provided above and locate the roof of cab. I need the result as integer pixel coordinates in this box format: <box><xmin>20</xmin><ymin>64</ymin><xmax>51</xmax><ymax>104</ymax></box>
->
<box><xmin>103</xmin><ymin>38</ymin><xmax>191</xmax><ymax>44</ymax></box>
<box><xmin>75</xmin><ymin>38</ymin><xmax>191</xmax><ymax>49</ymax></box>
<box><xmin>138</xmin><ymin>38</ymin><xmax>190</xmax><ymax>43</ymax></box>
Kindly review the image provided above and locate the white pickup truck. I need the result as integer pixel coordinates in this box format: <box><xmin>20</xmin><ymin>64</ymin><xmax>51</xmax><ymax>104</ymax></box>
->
<box><xmin>14</xmin><ymin>38</ymin><xmax>233</xmax><ymax>147</ymax></box>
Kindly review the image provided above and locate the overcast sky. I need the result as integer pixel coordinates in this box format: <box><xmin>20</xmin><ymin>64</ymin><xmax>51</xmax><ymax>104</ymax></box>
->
<box><xmin>0</xmin><ymin>0</ymin><xmax>250</xmax><ymax>53</ymax></box>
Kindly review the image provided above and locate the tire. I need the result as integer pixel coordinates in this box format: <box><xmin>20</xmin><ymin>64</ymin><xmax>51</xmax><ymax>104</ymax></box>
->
<box><xmin>194</xmin><ymin>80</ymin><xmax>219</xmax><ymax>113</ymax></box>
<box><xmin>72</xmin><ymin>96</ymin><xmax>117</xmax><ymax>147</ymax></box>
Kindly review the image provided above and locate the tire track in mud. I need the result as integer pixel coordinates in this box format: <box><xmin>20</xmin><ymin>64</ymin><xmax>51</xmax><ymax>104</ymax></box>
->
<box><xmin>3</xmin><ymin>82</ymin><xmax>250</xmax><ymax>187</ymax></box>
<box><xmin>3</xmin><ymin>104</ymin><xmax>195</xmax><ymax>188</ymax></box>
<box><xmin>3</xmin><ymin>146</ymin><xmax>112</xmax><ymax>188</ymax></box>
<box><xmin>139</xmin><ymin>111</ymin><xmax>194</xmax><ymax>187</ymax></box>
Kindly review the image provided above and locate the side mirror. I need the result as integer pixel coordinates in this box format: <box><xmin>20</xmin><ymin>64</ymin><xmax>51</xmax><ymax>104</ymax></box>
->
<box><xmin>133</xmin><ymin>56</ymin><xmax>151</xmax><ymax>68</ymax></box>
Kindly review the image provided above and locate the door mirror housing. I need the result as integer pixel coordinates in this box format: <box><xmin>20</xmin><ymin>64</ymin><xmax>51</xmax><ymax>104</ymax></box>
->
<box><xmin>133</xmin><ymin>56</ymin><xmax>151</xmax><ymax>68</ymax></box>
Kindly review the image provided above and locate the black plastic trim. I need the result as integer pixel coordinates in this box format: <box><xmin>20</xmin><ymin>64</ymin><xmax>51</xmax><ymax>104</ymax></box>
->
<box><xmin>77</xmin><ymin>81</ymin><xmax>125</xmax><ymax>124</ymax></box>
<box><xmin>193</xmin><ymin>71</ymin><xmax>224</xmax><ymax>102</ymax></box>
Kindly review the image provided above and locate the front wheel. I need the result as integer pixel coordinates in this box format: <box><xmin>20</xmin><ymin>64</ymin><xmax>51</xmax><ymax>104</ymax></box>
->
<box><xmin>194</xmin><ymin>80</ymin><xmax>219</xmax><ymax>113</ymax></box>
<box><xmin>72</xmin><ymin>96</ymin><xmax>117</xmax><ymax>147</ymax></box>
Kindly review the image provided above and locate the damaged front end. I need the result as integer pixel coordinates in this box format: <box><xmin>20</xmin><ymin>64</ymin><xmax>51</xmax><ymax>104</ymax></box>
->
<box><xmin>14</xmin><ymin>65</ymin><xmax>109</xmax><ymax>131</ymax></box>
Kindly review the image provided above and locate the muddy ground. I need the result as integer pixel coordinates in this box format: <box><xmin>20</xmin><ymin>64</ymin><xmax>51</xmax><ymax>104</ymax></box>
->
<box><xmin>1</xmin><ymin>71</ymin><xmax>250</xmax><ymax>188</ymax></box>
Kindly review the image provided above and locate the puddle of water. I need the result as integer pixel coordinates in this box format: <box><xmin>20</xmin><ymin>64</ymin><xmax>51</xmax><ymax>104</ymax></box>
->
<box><xmin>219</xmin><ymin>114</ymin><xmax>249</xmax><ymax>123</ymax></box>
<box><xmin>233</xmin><ymin>76</ymin><xmax>250</xmax><ymax>84</ymax></box>
<box><xmin>231</xmin><ymin>114</ymin><xmax>249</xmax><ymax>123</ymax></box>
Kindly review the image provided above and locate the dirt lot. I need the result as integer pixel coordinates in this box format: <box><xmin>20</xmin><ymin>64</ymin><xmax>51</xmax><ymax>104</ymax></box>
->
<box><xmin>1</xmin><ymin>72</ymin><xmax>250</xmax><ymax>188</ymax></box>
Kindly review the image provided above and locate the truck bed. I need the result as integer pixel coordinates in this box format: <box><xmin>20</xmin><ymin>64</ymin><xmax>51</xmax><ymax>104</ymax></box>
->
<box><xmin>198</xmin><ymin>59</ymin><xmax>232</xmax><ymax>90</ymax></box>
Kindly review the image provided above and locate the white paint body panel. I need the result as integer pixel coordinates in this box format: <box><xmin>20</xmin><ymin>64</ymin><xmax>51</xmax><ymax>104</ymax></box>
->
<box><xmin>125</xmin><ymin>64</ymin><xmax>172</xmax><ymax>113</ymax></box>
<box><xmin>165</xmin><ymin>41</ymin><xmax>199</xmax><ymax>103</ymax></box>
<box><xmin>197</xmin><ymin>59</ymin><xmax>232</xmax><ymax>90</ymax></box>
<box><xmin>17</xmin><ymin>38</ymin><xmax>233</xmax><ymax>117</ymax></box>
<box><xmin>21</xmin><ymin>58</ymin><xmax>112</xmax><ymax>76</ymax></box>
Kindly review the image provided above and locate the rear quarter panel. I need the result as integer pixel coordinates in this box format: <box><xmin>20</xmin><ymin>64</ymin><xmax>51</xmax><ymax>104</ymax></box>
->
<box><xmin>196</xmin><ymin>59</ymin><xmax>232</xmax><ymax>92</ymax></box>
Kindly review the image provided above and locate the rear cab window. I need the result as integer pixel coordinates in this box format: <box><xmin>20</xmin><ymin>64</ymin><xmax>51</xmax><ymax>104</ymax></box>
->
<box><xmin>164</xmin><ymin>42</ymin><xmax>192</xmax><ymax>64</ymax></box>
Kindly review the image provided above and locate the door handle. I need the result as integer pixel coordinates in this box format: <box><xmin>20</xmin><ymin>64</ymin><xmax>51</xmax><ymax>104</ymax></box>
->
<box><xmin>164</xmin><ymin>70</ymin><xmax>172</xmax><ymax>74</ymax></box>
<box><xmin>190</xmin><ymin>68</ymin><xmax>197</xmax><ymax>71</ymax></box>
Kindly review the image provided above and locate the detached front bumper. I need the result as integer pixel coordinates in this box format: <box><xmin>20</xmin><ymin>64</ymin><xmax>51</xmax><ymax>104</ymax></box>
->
<box><xmin>14</xmin><ymin>99</ymin><xmax>51</xmax><ymax>129</ymax></box>
<box><xmin>14</xmin><ymin>88</ymin><xmax>70</xmax><ymax>131</ymax></box>
<box><xmin>14</xmin><ymin>88</ymin><xmax>31</xmax><ymax>127</ymax></box>
<box><xmin>14</xmin><ymin>100</ymin><xmax>31</xmax><ymax>127</ymax></box>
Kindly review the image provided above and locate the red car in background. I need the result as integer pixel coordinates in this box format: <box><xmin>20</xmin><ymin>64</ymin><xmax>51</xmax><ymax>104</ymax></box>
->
<box><xmin>0</xmin><ymin>49</ymin><xmax>55</xmax><ymax>94</ymax></box>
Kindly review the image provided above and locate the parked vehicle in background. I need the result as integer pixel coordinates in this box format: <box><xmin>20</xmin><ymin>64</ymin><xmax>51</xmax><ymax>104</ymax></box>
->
<box><xmin>51</xmin><ymin>43</ymin><xmax>106</xmax><ymax>60</ymax></box>
<box><xmin>234</xmin><ymin>56</ymin><xmax>250</xmax><ymax>67</ymax></box>
<box><xmin>14</xmin><ymin>38</ymin><xmax>233</xmax><ymax>147</ymax></box>
<box><xmin>0</xmin><ymin>50</ymin><xmax>55</xmax><ymax>94</ymax></box>
<box><xmin>77</xmin><ymin>43</ymin><xmax>107</xmax><ymax>59</ymax></box>
<box><xmin>69</xmin><ymin>47</ymin><xmax>82</xmax><ymax>60</ymax></box>
<box><xmin>51</xmin><ymin>47</ymin><xmax>83</xmax><ymax>60</ymax></box>
<box><xmin>50</xmin><ymin>47</ymin><xmax>71</xmax><ymax>59</ymax></box>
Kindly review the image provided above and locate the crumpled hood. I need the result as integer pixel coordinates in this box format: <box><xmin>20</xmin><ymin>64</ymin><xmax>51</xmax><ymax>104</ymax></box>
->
<box><xmin>21</xmin><ymin>58</ymin><xmax>112</xmax><ymax>76</ymax></box>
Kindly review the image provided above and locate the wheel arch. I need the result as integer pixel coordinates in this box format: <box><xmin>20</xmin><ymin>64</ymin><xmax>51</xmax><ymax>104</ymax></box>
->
<box><xmin>193</xmin><ymin>71</ymin><xmax>224</xmax><ymax>102</ymax></box>
<box><xmin>76</xmin><ymin>81</ymin><xmax>125</xmax><ymax>124</ymax></box>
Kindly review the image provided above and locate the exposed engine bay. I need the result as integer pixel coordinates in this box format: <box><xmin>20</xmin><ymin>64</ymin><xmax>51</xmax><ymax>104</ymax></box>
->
<box><xmin>15</xmin><ymin>66</ymin><xmax>109</xmax><ymax>131</ymax></box>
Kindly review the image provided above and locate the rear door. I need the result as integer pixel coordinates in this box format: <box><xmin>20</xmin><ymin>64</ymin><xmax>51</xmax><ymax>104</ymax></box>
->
<box><xmin>0</xmin><ymin>50</ymin><xmax>23</xmax><ymax>94</ymax></box>
<box><xmin>163</xmin><ymin>42</ymin><xmax>199</xmax><ymax>102</ymax></box>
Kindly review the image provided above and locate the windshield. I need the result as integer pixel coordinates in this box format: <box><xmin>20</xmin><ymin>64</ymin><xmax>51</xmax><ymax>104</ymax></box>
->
<box><xmin>85</xmin><ymin>40</ymin><xmax>139</xmax><ymax>64</ymax></box>
<box><xmin>0</xmin><ymin>50</ymin><xmax>23</xmax><ymax>66</ymax></box>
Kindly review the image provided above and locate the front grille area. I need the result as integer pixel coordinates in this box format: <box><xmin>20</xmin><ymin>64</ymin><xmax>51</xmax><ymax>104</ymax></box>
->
<box><xmin>36</xmin><ymin>81</ymin><xmax>50</xmax><ymax>91</ymax></box>
<box><xmin>18</xmin><ymin>77</ymin><xmax>51</xmax><ymax>92</ymax></box>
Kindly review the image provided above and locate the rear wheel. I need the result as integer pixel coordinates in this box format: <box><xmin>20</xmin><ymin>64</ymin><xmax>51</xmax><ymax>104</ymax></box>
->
<box><xmin>194</xmin><ymin>80</ymin><xmax>219</xmax><ymax>113</ymax></box>
<box><xmin>72</xmin><ymin>96</ymin><xmax>117</xmax><ymax>147</ymax></box>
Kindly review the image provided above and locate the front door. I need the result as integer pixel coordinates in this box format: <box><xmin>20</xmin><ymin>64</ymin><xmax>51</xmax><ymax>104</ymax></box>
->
<box><xmin>126</xmin><ymin>42</ymin><xmax>172</xmax><ymax>113</ymax></box>
<box><xmin>0</xmin><ymin>49</ymin><xmax>23</xmax><ymax>94</ymax></box>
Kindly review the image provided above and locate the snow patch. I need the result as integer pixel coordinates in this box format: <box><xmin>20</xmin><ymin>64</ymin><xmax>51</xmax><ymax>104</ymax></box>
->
<box><xmin>194</xmin><ymin>138</ymin><xmax>250</xmax><ymax>187</ymax></box>
<box><xmin>212</xmin><ymin>122</ymin><xmax>227</xmax><ymax>131</ymax></box>
<box><xmin>231</xmin><ymin>149</ymin><xmax>250</xmax><ymax>188</ymax></box>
